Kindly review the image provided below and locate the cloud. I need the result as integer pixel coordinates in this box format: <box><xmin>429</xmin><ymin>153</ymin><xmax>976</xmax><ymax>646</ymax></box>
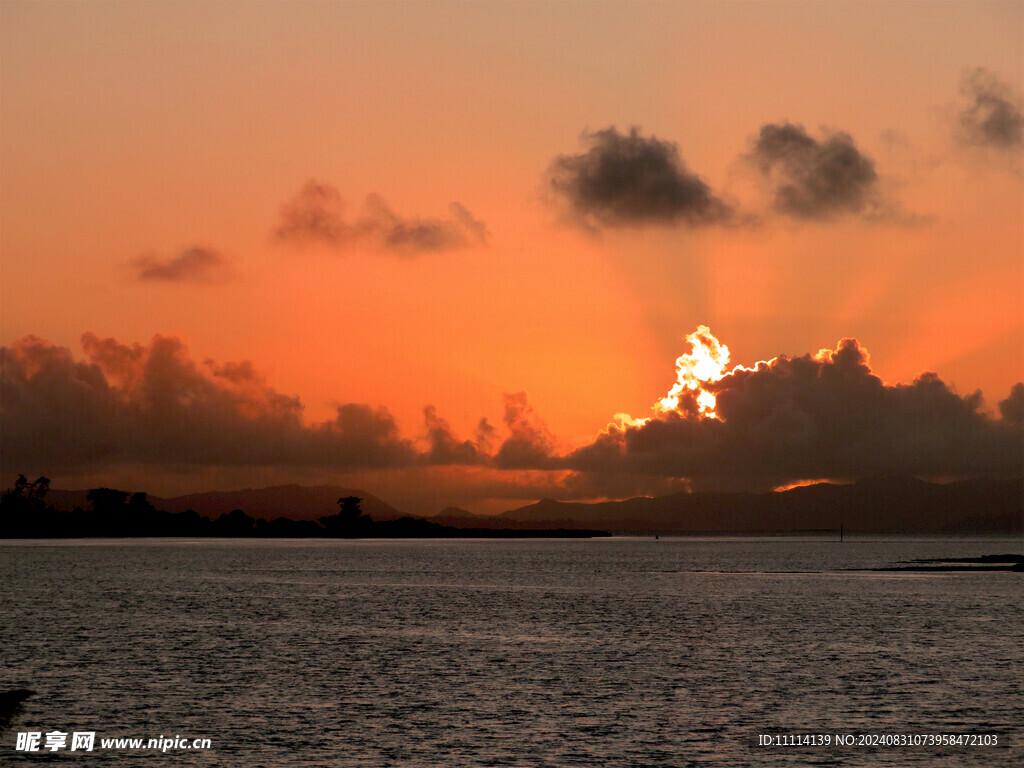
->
<box><xmin>362</xmin><ymin>195</ymin><xmax>488</xmax><ymax>254</ymax></box>
<box><xmin>748</xmin><ymin>122</ymin><xmax>894</xmax><ymax>221</ymax></box>
<box><xmin>273</xmin><ymin>180</ymin><xmax>349</xmax><ymax>245</ymax></box>
<box><xmin>566</xmin><ymin>337</ymin><xmax>1023</xmax><ymax>490</ymax></box>
<box><xmin>3</xmin><ymin>332</ymin><xmax>1018</xmax><ymax>505</ymax></box>
<box><xmin>493</xmin><ymin>392</ymin><xmax>559</xmax><ymax>469</ymax></box>
<box><xmin>131</xmin><ymin>247</ymin><xmax>232</xmax><ymax>283</ymax></box>
<box><xmin>546</xmin><ymin>126</ymin><xmax>734</xmax><ymax>228</ymax></box>
<box><xmin>0</xmin><ymin>335</ymin><xmax>543</xmax><ymax>480</ymax></box>
<box><xmin>473</xmin><ymin>417</ymin><xmax>497</xmax><ymax>455</ymax></box>
<box><xmin>273</xmin><ymin>180</ymin><xmax>488</xmax><ymax>254</ymax></box>
<box><xmin>957</xmin><ymin>68</ymin><xmax>1024</xmax><ymax>150</ymax></box>
<box><xmin>421</xmin><ymin>405</ymin><xmax>485</xmax><ymax>465</ymax></box>
<box><xmin>999</xmin><ymin>382</ymin><xmax>1024</xmax><ymax>426</ymax></box>
<box><xmin>0</xmin><ymin>333</ymin><xmax>416</xmax><ymax>473</ymax></box>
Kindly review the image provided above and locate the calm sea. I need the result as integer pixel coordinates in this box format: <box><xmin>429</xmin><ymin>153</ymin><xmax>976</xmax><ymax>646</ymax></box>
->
<box><xmin>2</xmin><ymin>537</ymin><xmax>1021</xmax><ymax>766</ymax></box>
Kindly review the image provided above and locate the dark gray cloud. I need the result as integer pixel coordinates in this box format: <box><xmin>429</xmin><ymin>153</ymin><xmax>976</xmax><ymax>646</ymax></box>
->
<box><xmin>131</xmin><ymin>247</ymin><xmax>232</xmax><ymax>283</ymax></box>
<box><xmin>0</xmin><ymin>333</ymin><xmax>416</xmax><ymax>473</ymax></box>
<box><xmin>0</xmin><ymin>334</ymin><xmax>551</xmax><ymax>480</ymax></box>
<box><xmin>748</xmin><ymin>122</ymin><xmax>887</xmax><ymax>220</ymax></box>
<box><xmin>274</xmin><ymin>180</ymin><xmax>349</xmax><ymax>245</ymax></box>
<box><xmin>566</xmin><ymin>338</ymin><xmax>1023</xmax><ymax>490</ymax></box>
<box><xmin>494</xmin><ymin>392</ymin><xmax>559</xmax><ymax>469</ymax></box>
<box><xmin>957</xmin><ymin>68</ymin><xmax>1024</xmax><ymax>149</ymax></box>
<box><xmin>421</xmin><ymin>405</ymin><xmax>485</xmax><ymax>465</ymax></box>
<box><xmin>546</xmin><ymin>126</ymin><xmax>734</xmax><ymax>228</ymax></box>
<box><xmin>4</xmin><ymin>333</ymin><xmax>1018</xmax><ymax>501</ymax></box>
<box><xmin>274</xmin><ymin>180</ymin><xmax>488</xmax><ymax>254</ymax></box>
<box><xmin>362</xmin><ymin>195</ymin><xmax>488</xmax><ymax>254</ymax></box>
<box><xmin>999</xmin><ymin>382</ymin><xmax>1024</xmax><ymax>426</ymax></box>
<box><xmin>473</xmin><ymin>417</ymin><xmax>497</xmax><ymax>455</ymax></box>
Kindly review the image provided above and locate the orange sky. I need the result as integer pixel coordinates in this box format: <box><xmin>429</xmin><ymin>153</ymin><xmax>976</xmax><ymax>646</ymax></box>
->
<box><xmin>2</xmin><ymin>1</ymin><xmax>1021</xmax><ymax>513</ymax></box>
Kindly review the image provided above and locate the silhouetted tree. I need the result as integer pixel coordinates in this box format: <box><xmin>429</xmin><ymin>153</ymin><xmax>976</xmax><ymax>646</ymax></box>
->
<box><xmin>86</xmin><ymin>487</ymin><xmax>131</xmax><ymax>535</ymax></box>
<box><xmin>338</xmin><ymin>496</ymin><xmax>364</xmax><ymax>521</ymax></box>
<box><xmin>168</xmin><ymin>508</ymin><xmax>210</xmax><ymax>536</ymax></box>
<box><xmin>1</xmin><ymin>475</ymin><xmax>54</xmax><ymax>536</ymax></box>
<box><xmin>265</xmin><ymin>516</ymin><xmax>323</xmax><ymax>537</ymax></box>
<box><xmin>87</xmin><ymin>488</ymin><xmax>129</xmax><ymax>512</ymax></box>
<box><xmin>128</xmin><ymin>492</ymin><xmax>154</xmax><ymax>514</ymax></box>
<box><xmin>320</xmin><ymin>496</ymin><xmax>372</xmax><ymax>537</ymax></box>
<box><xmin>2</xmin><ymin>475</ymin><xmax>50</xmax><ymax>509</ymax></box>
<box><xmin>212</xmin><ymin>508</ymin><xmax>256</xmax><ymax>536</ymax></box>
<box><xmin>31</xmin><ymin>476</ymin><xmax>49</xmax><ymax>502</ymax></box>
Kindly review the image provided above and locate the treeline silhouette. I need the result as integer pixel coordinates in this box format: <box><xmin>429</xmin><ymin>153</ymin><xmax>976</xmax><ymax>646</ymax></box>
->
<box><xmin>0</xmin><ymin>476</ymin><xmax>608</xmax><ymax>539</ymax></box>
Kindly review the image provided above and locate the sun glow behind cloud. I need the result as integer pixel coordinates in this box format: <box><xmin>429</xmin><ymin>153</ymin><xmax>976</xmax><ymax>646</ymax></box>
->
<box><xmin>654</xmin><ymin>325</ymin><xmax>732</xmax><ymax>417</ymax></box>
<box><xmin>606</xmin><ymin>325</ymin><xmax>775</xmax><ymax>431</ymax></box>
<box><xmin>4</xmin><ymin>325</ymin><xmax>1022</xmax><ymax>513</ymax></box>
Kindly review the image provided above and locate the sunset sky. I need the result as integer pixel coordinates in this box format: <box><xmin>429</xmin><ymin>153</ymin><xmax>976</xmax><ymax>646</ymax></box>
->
<box><xmin>2</xmin><ymin>1</ymin><xmax>1022</xmax><ymax>515</ymax></box>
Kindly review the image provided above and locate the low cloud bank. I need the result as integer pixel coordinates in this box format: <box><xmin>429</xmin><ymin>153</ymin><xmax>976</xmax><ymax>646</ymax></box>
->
<box><xmin>2</xmin><ymin>333</ymin><xmax>1019</xmax><ymax>499</ymax></box>
<box><xmin>567</xmin><ymin>338</ymin><xmax>1022</xmax><ymax>490</ymax></box>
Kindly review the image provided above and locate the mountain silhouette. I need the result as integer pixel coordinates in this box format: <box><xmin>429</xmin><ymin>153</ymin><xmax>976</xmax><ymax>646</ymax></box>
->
<box><xmin>31</xmin><ymin>477</ymin><xmax>1023</xmax><ymax>535</ymax></box>
<box><xmin>47</xmin><ymin>485</ymin><xmax>402</xmax><ymax>522</ymax></box>
<box><xmin>499</xmin><ymin>477</ymin><xmax>1023</xmax><ymax>534</ymax></box>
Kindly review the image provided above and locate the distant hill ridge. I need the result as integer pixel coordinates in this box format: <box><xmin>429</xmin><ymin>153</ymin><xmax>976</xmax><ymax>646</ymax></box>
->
<box><xmin>40</xmin><ymin>477</ymin><xmax>1023</xmax><ymax>534</ymax></box>
<box><xmin>46</xmin><ymin>485</ymin><xmax>402</xmax><ymax>522</ymax></box>
<box><xmin>499</xmin><ymin>477</ymin><xmax>1024</xmax><ymax>534</ymax></box>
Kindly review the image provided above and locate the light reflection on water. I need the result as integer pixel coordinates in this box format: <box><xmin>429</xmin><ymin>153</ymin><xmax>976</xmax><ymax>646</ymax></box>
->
<box><xmin>2</xmin><ymin>537</ymin><xmax>1021</xmax><ymax>766</ymax></box>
